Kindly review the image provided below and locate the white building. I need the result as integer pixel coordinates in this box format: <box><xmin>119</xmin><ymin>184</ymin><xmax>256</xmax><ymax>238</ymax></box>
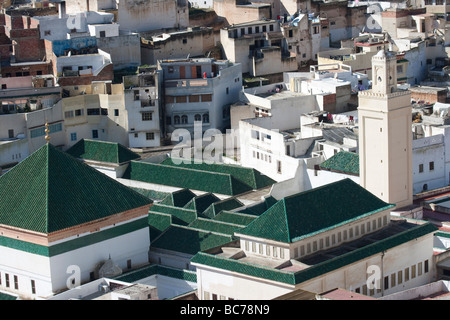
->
<box><xmin>158</xmin><ymin>58</ymin><xmax>242</xmax><ymax>135</ymax></box>
<box><xmin>0</xmin><ymin>143</ymin><xmax>153</xmax><ymax>299</ymax></box>
<box><xmin>191</xmin><ymin>179</ymin><xmax>437</xmax><ymax>300</ymax></box>
<box><xmin>123</xmin><ymin>67</ymin><xmax>164</xmax><ymax>148</ymax></box>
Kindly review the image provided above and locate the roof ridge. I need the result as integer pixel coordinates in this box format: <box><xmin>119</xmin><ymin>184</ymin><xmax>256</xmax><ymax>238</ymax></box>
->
<box><xmin>282</xmin><ymin>198</ymin><xmax>291</xmax><ymax>242</ymax></box>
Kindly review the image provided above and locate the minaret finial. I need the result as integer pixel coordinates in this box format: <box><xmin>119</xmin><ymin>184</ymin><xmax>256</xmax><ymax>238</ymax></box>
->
<box><xmin>44</xmin><ymin>120</ymin><xmax>50</xmax><ymax>144</ymax></box>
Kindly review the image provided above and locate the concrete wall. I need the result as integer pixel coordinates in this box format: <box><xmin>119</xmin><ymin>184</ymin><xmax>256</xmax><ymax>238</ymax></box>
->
<box><xmin>97</xmin><ymin>33</ymin><xmax>141</xmax><ymax>70</ymax></box>
<box><xmin>118</xmin><ymin>0</ymin><xmax>189</xmax><ymax>33</ymax></box>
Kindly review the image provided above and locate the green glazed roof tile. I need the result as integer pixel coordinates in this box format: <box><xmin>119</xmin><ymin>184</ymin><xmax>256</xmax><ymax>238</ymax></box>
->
<box><xmin>0</xmin><ymin>144</ymin><xmax>152</xmax><ymax>234</ymax></box>
<box><xmin>151</xmin><ymin>225</ymin><xmax>234</xmax><ymax>255</ymax></box>
<box><xmin>122</xmin><ymin>161</ymin><xmax>251</xmax><ymax>196</ymax></box>
<box><xmin>114</xmin><ymin>264</ymin><xmax>197</xmax><ymax>283</ymax></box>
<box><xmin>191</xmin><ymin>222</ymin><xmax>437</xmax><ymax>285</ymax></box>
<box><xmin>237</xmin><ymin>179</ymin><xmax>394</xmax><ymax>243</ymax></box>
<box><xmin>66</xmin><ymin>139</ymin><xmax>140</xmax><ymax>164</ymax></box>
<box><xmin>319</xmin><ymin>151</ymin><xmax>359</xmax><ymax>176</ymax></box>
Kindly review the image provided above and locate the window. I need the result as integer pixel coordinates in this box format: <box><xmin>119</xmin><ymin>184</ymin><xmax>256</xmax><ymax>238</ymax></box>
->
<box><xmin>262</xmin><ymin>25</ymin><xmax>266</xmax><ymax>32</ymax></box>
<box><xmin>92</xmin><ymin>130</ymin><xmax>98</xmax><ymax>139</ymax></box>
<box><xmin>1</xmin><ymin>84</ymin><xmax>6</xmax><ymax>89</ymax></box>
<box><xmin>8</xmin><ymin>129</ymin><xmax>14</xmax><ymax>138</ymax></box>
<box><xmin>5</xmin><ymin>273</ymin><xmax>9</xmax><ymax>287</ymax></box>
<box><xmin>114</xmin><ymin>109</ymin><xmax>119</xmax><ymax>116</ymax></box>
<box><xmin>189</xmin><ymin>95</ymin><xmax>200</xmax><ymax>103</ymax></box>
<box><xmin>30</xmin><ymin>123</ymin><xmax>62</xmax><ymax>139</ymax></box>
<box><xmin>405</xmin><ymin>267</ymin><xmax>410</xmax><ymax>282</ymax></box>
<box><xmin>146</xmin><ymin>132</ymin><xmax>155</xmax><ymax>140</ymax></box>
<box><xmin>87</xmin><ymin>108</ymin><xmax>100</xmax><ymax>115</ymax></box>
<box><xmin>398</xmin><ymin>270</ymin><xmax>403</xmax><ymax>284</ymax></box>
<box><xmin>142</xmin><ymin>112</ymin><xmax>153</xmax><ymax>121</ymax></box>
<box><xmin>31</xmin><ymin>280</ymin><xmax>36</xmax><ymax>294</ymax></box>
<box><xmin>181</xmin><ymin>115</ymin><xmax>188</xmax><ymax>124</ymax></box>
<box><xmin>424</xmin><ymin>260</ymin><xmax>429</xmax><ymax>273</ymax></box>
<box><xmin>99</xmin><ymin>30</ymin><xmax>106</xmax><ymax>37</ymax></box>
<box><xmin>44</xmin><ymin>30</ymin><xmax>51</xmax><ymax>36</ymax></box>
<box><xmin>201</xmin><ymin>94</ymin><xmax>212</xmax><ymax>102</ymax></box>
<box><xmin>65</xmin><ymin>110</ymin><xmax>74</xmax><ymax>118</ymax></box>
<box><xmin>419</xmin><ymin>164</ymin><xmax>424</xmax><ymax>173</ymax></box>
<box><xmin>288</xmin><ymin>30</ymin><xmax>293</xmax><ymax>37</ymax></box>
<box><xmin>384</xmin><ymin>276</ymin><xmax>389</xmax><ymax>290</ymax></box>
<box><xmin>202</xmin><ymin>114</ymin><xmax>209</xmax><ymax>123</ymax></box>
<box><xmin>127</xmin><ymin>259</ymin><xmax>132</xmax><ymax>269</ymax></box>
<box><xmin>391</xmin><ymin>273</ymin><xmax>396</xmax><ymax>287</ymax></box>
<box><xmin>397</xmin><ymin>65</ymin><xmax>403</xmax><ymax>74</ymax></box>
<box><xmin>70</xmin><ymin>132</ymin><xmax>77</xmax><ymax>141</ymax></box>
<box><xmin>174</xmin><ymin>115</ymin><xmax>180</xmax><ymax>125</ymax></box>
<box><xmin>269</xmin><ymin>24</ymin><xmax>274</xmax><ymax>31</ymax></box>
<box><xmin>194</xmin><ymin>114</ymin><xmax>201</xmax><ymax>122</ymax></box>
<box><xmin>277</xmin><ymin>160</ymin><xmax>282</xmax><ymax>174</ymax></box>
<box><xmin>429</xmin><ymin>161</ymin><xmax>434</xmax><ymax>171</ymax></box>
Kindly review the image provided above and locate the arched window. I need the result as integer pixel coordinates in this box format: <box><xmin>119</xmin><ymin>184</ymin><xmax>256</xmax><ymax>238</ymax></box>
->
<box><xmin>202</xmin><ymin>113</ymin><xmax>209</xmax><ymax>123</ymax></box>
<box><xmin>194</xmin><ymin>114</ymin><xmax>201</xmax><ymax>122</ymax></box>
<box><xmin>181</xmin><ymin>115</ymin><xmax>188</xmax><ymax>124</ymax></box>
<box><xmin>174</xmin><ymin>115</ymin><xmax>180</xmax><ymax>124</ymax></box>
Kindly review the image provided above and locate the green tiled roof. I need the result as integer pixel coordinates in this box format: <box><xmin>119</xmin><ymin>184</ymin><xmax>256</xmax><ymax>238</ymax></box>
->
<box><xmin>184</xmin><ymin>193</ymin><xmax>221</xmax><ymax>213</ymax></box>
<box><xmin>148</xmin><ymin>211</ymin><xmax>172</xmax><ymax>241</ymax></box>
<box><xmin>122</xmin><ymin>161</ymin><xmax>252</xmax><ymax>195</ymax></box>
<box><xmin>237</xmin><ymin>196</ymin><xmax>277</xmax><ymax>216</ymax></box>
<box><xmin>319</xmin><ymin>151</ymin><xmax>359</xmax><ymax>176</ymax></box>
<box><xmin>161</xmin><ymin>158</ymin><xmax>276</xmax><ymax>190</ymax></box>
<box><xmin>201</xmin><ymin>197</ymin><xmax>244</xmax><ymax>219</ymax></box>
<box><xmin>150</xmin><ymin>204</ymin><xmax>198</xmax><ymax>225</ymax></box>
<box><xmin>66</xmin><ymin>139</ymin><xmax>140</xmax><ymax>164</ymax></box>
<box><xmin>0</xmin><ymin>292</ymin><xmax>17</xmax><ymax>300</ymax></box>
<box><xmin>188</xmin><ymin>218</ymin><xmax>244</xmax><ymax>236</ymax></box>
<box><xmin>151</xmin><ymin>225</ymin><xmax>234</xmax><ymax>255</ymax></box>
<box><xmin>169</xmin><ymin>189</ymin><xmax>197</xmax><ymax>207</ymax></box>
<box><xmin>131</xmin><ymin>187</ymin><xmax>169</xmax><ymax>201</ymax></box>
<box><xmin>0</xmin><ymin>144</ymin><xmax>152</xmax><ymax>234</ymax></box>
<box><xmin>191</xmin><ymin>222</ymin><xmax>437</xmax><ymax>285</ymax></box>
<box><xmin>114</xmin><ymin>264</ymin><xmax>197</xmax><ymax>283</ymax></box>
<box><xmin>213</xmin><ymin>210</ymin><xmax>258</xmax><ymax>225</ymax></box>
<box><xmin>237</xmin><ymin>179</ymin><xmax>394</xmax><ymax>243</ymax></box>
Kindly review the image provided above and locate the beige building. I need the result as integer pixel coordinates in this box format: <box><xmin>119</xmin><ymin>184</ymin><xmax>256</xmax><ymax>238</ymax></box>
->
<box><xmin>61</xmin><ymin>82</ymin><xmax>128</xmax><ymax>149</ymax></box>
<box><xmin>358</xmin><ymin>50</ymin><xmax>413</xmax><ymax>209</ymax></box>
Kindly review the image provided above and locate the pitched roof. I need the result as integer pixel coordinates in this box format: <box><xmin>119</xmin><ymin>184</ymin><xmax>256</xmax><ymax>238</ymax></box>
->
<box><xmin>161</xmin><ymin>158</ymin><xmax>276</xmax><ymax>190</ymax></box>
<box><xmin>122</xmin><ymin>161</ymin><xmax>254</xmax><ymax>196</ymax></box>
<box><xmin>319</xmin><ymin>151</ymin><xmax>359</xmax><ymax>176</ymax></box>
<box><xmin>151</xmin><ymin>225</ymin><xmax>234</xmax><ymax>255</ymax></box>
<box><xmin>191</xmin><ymin>222</ymin><xmax>437</xmax><ymax>285</ymax></box>
<box><xmin>66</xmin><ymin>139</ymin><xmax>140</xmax><ymax>164</ymax></box>
<box><xmin>0</xmin><ymin>144</ymin><xmax>152</xmax><ymax>234</ymax></box>
<box><xmin>236</xmin><ymin>179</ymin><xmax>394</xmax><ymax>243</ymax></box>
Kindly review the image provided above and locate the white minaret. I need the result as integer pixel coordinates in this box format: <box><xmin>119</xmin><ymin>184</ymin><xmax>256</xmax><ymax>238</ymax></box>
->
<box><xmin>358</xmin><ymin>50</ymin><xmax>413</xmax><ymax>209</ymax></box>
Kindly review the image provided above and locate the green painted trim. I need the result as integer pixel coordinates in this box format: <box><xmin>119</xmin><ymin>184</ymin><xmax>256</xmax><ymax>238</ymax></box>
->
<box><xmin>192</xmin><ymin>223</ymin><xmax>437</xmax><ymax>285</ymax></box>
<box><xmin>0</xmin><ymin>217</ymin><xmax>149</xmax><ymax>257</ymax></box>
<box><xmin>114</xmin><ymin>264</ymin><xmax>197</xmax><ymax>283</ymax></box>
